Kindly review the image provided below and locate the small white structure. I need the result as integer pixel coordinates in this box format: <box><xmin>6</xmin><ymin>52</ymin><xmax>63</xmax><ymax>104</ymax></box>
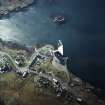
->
<box><xmin>52</xmin><ymin>40</ymin><xmax>70</xmax><ymax>82</ymax></box>
<box><xmin>15</xmin><ymin>60</ymin><xmax>20</xmax><ymax>65</ymax></box>
<box><xmin>22</xmin><ymin>71</ymin><xmax>28</xmax><ymax>78</ymax></box>
<box><xmin>53</xmin><ymin>40</ymin><xmax>64</xmax><ymax>56</ymax></box>
<box><xmin>57</xmin><ymin>40</ymin><xmax>63</xmax><ymax>55</ymax></box>
<box><xmin>53</xmin><ymin>78</ymin><xmax>58</xmax><ymax>83</ymax></box>
<box><xmin>52</xmin><ymin>40</ymin><xmax>66</xmax><ymax>65</ymax></box>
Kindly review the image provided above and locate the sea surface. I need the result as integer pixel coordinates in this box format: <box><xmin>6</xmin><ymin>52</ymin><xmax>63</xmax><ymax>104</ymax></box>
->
<box><xmin>0</xmin><ymin>0</ymin><xmax>105</xmax><ymax>88</ymax></box>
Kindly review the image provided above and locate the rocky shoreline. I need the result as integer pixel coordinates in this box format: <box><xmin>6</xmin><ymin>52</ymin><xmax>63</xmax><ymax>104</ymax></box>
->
<box><xmin>0</xmin><ymin>38</ymin><xmax>105</xmax><ymax>105</ymax></box>
<box><xmin>0</xmin><ymin>0</ymin><xmax>35</xmax><ymax>18</ymax></box>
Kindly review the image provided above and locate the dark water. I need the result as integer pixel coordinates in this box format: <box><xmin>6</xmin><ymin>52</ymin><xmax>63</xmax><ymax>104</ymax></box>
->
<box><xmin>0</xmin><ymin>0</ymin><xmax>105</xmax><ymax>88</ymax></box>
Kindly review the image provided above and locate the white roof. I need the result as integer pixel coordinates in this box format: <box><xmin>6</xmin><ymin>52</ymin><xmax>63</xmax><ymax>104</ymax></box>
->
<box><xmin>15</xmin><ymin>60</ymin><xmax>19</xmax><ymax>65</ymax></box>
<box><xmin>57</xmin><ymin>40</ymin><xmax>63</xmax><ymax>55</ymax></box>
<box><xmin>58</xmin><ymin>45</ymin><xmax>63</xmax><ymax>55</ymax></box>
<box><xmin>53</xmin><ymin>78</ymin><xmax>58</xmax><ymax>82</ymax></box>
<box><xmin>53</xmin><ymin>40</ymin><xmax>64</xmax><ymax>55</ymax></box>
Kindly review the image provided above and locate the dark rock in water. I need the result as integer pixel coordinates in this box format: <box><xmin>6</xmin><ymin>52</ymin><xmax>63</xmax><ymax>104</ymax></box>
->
<box><xmin>49</xmin><ymin>15</ymin><xmax>67</xmax><ymax>25</ymax></box>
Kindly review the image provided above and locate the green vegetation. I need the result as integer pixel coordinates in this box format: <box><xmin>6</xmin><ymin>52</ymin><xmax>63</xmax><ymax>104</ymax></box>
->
<box><xmin>0</xmin><ymin>72</ymin><xmax>67</xmax><ymax>105</ymax></box>
<box><xmin>32</xmin><ymin>60</ymin><xmax>68</xmax><ymax>82</ymax></box>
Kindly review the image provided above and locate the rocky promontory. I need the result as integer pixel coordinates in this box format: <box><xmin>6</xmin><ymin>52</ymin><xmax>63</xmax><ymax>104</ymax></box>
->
<box><xmin>0</xmin><ymin>0</ymin><xmax>34</xmax><ymax>17</ymax></box>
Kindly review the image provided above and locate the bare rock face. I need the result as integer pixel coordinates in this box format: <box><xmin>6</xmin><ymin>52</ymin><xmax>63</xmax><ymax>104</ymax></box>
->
<box><xmin>0</xmin><ymin>0</ymin><xmax>34</xmax><ymax>16</ymax></box>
